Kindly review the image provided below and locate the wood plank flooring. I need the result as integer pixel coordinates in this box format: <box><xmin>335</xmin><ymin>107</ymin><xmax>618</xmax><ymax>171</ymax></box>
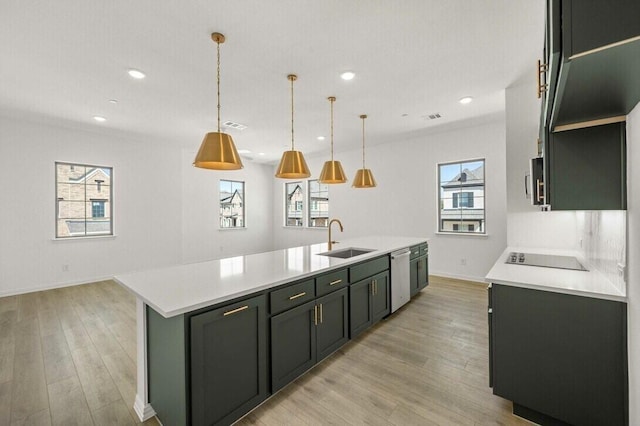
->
<box><xmin>0</xmin><ymin>276</ymin><xmax>529</xmax><ymax>425</ymax></box>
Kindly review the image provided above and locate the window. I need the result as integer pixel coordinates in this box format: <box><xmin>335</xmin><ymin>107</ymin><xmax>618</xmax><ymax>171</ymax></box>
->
<box><xmin>285</xmin><ymin>182</ymin><xmax>304</xmax><ymax>226</ymax></box>
<box><xmin>56</xmin><ymin>162</ymin><xmax>113</xmax><ymax>238</ymax></box>
<box><xmin>308</xmin><ymin>179</ymin><xmax>329</xmax><ymax>228</ymax></box>
<box><xmin>438</xmin><ymin>159</ymin><xmax>485</xmax><ymax>234</ymax></box>
<box><xmin>219</xmin><ymin>180</ymin><xmax>245</xmax><ymax>228</ymax></box>
<box><xmin>91</xmin><ymin>201</ymin><xmax>105</xmax><ymax>218</ymax></box>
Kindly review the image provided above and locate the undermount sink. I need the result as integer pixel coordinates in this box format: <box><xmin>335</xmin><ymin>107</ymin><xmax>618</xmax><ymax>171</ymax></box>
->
<box><xmin>317</xmin><ymin>247</ymin><xmax>375</xmax><ymax>259</ymax></box>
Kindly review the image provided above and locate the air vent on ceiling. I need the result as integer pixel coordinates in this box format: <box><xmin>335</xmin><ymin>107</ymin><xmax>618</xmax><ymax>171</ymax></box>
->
<box><xmin>425</xmin><ymin>113</ymin><xmax>442</xmax><ymax>120</ymax></box>
<box><xmin>223</xmin><ymin>121</ymin><xmax>248</xmax><ymax>130</ymax></box>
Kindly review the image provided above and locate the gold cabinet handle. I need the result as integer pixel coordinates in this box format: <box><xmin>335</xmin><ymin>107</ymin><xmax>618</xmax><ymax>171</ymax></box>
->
<box><xmin>314</xmin><ymin>305</ymin><xmax>318</xmax><ymax>326</ymax></box>
<box><xmin>223</xmin><ymin>305</ymin><xmax>249</xmax><ymax>316</ymax></box>
<box><xmin>289</xmin><ymin>292</ymin><xmax>306</xmax><ymax>300</ymax></box>
<box><xmin>319</xmin><ymin>303</ymin><xmax>323</xmax><ymax>324</ymax></box>
<box><xmin>537</xmin><ymin>59</ymin><xmax>548</xmax><ymax>99</ymax></box>
<box><xmin>536</xmin><ymin>179</ymin><xmax>544</xmax><ymax>203</ymax></box>
<box><xmin>329</xmin><ymin>279</ymin><xmax>342</xmax><ymax>286</ymax></box>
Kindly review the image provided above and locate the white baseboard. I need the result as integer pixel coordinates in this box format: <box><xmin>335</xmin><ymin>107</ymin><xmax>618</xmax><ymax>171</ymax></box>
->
<box><xmin>0</xmin><ymin>275</ymin><xmax>115</xmax><ymax>297</ymax></box>
<box><xmin>429</xmin><ymin>271</ymin><xmax>486</xmax><ymax>284</ymax></box>
<box><xmin>134</xmin><ymin>394</ymin><xmax>157</xmax><ymax>422</ymax></box>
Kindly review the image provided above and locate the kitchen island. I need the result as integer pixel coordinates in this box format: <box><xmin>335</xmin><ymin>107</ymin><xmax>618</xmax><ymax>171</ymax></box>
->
<box><xmin>486</xmin><ymin>247</ymin><xmax>628</xmax><ymax>426</ymax></box>
<box><xmin>115</xmin><ymin>236</ymin><xmax>428</xmax><ymax>426</ymax></box>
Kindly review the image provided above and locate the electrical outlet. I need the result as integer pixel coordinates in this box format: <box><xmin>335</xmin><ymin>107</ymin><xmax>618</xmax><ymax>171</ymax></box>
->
<box><xmin>62</xmin><ymin>264</ymin><xmax>69</xmax><ymax>272</ymax></box>
<box><xmin>460</xmin><ymin>258</ymin><xmax>467</xmax><ymax>266</ymax></box>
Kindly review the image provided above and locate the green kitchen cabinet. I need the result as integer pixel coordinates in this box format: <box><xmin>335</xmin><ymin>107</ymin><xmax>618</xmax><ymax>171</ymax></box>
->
<box><xmin>410</xmin><ymin>244</ymin><xmax>429</xmax><ymax>297</ymax></box>
<box><xmin>271</xmin><ymin>287</ymin><xmax>349</xmax><ymax>392</ymax></box>
<box><xmin>489</xmin><ymin>284</ymin><xmax>627</xmax><ymax>426</ymax></box>
<box><xmin>147</xmin><ymin>294</ymin><xmax>268</xmax><ymax>426</ymax></box>
<box><xmin>349</xmin><ymin>270</ymin><xmax>390</xmax><ymax>338</ymax></box>
<box><xmin>190</xmin><ymin>294</ymin><xmax>268</xmax><ymax>426</ymax></box>
<box><xmin>547</xmin><ymin>122</ymin><xmax>626</xmax><ymax>210</ymax></box>
<box><xmin>541</xmin><ymin>0</ymin><xmax>640</xmax><ymax>129</ymax></box>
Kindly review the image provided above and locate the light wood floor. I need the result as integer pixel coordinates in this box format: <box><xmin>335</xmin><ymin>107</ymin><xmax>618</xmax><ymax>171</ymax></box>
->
<box><xmin>0</xmin><ymin>277</ymin><xmax>529</xmax><ymax>425</ymax></box>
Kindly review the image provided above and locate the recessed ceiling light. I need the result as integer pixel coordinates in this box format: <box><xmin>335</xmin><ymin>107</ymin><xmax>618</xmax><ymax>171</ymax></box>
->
<box><xmin>237</xmin><ymin>149</ymin><xmax>252</xmax><ymax>154</ymax></box>
<box><xmin>128</xmin><ymin>69</ymin><xmax>146</xmax><ymax>79</ymax></box>
<box><xmin>317</xmin><ymin>136</ymin><xmax>325</xmax><ymax>141</ymax></box>
<box><xmin>93</xmin><ymin>116</ymin><xmax>106</xmax><ymax>122</ymax></box>
<box><xmin>340</xmin><ymin>71</ymin><xmax>355</xmax><ymax>81</ymax></box>
<box><xmin>108</xmin><ymin>99</ymin><xmax>118</xmax><ymax>104</ymax></box>
<box><xmin>459</xmin><ymin>96</ymin><xmax>473</xmax><ymax>104</ymax></box>
<box><xmin>258</xmin><ymin>152</ymin><xmax>266</xmax><ymax>156</ymax></box>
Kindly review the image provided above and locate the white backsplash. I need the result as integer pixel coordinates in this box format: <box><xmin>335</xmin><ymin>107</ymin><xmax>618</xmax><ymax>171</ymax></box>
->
<box><xmin>577</xmin><ymin>210</ymin><xmax>627</xmax><ymax>294</ymax></box>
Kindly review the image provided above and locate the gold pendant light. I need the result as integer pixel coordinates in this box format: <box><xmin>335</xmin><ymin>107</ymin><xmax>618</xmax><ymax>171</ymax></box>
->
<box><xmin>352</xmin><ymin>114</ymin><xmax>377</xmax><ymax>188</ymax></box>
<box><xmin>194</xmin><ymin>32</ymin><xmax>243</xmax><ymax>170</ymax></box>
<box><xmin>275</xmin><ymin>74</ymin><xmax>311</xmax><ymax>178</ymax></box>
<box><xmin>319</xmin><ymin>96</ymin><xmax>347</xmax><ymax>184</ymax></box>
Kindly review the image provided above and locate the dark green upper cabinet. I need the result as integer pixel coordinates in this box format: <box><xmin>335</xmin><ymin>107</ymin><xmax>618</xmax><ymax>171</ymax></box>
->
<box><xmin>548</xmin><ymin>122</ymin><xmax>626</xmax><ymax>210</ymax></box>
<box><xmin>543</xmin><ymin>0</ymin><xmax>640</xmax><ymax>129</ymax></box>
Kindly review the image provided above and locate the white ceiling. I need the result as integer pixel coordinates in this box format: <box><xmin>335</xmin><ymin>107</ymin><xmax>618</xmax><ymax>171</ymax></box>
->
<box><xmin>0</xmin><ymin>0</ymin><xmax>544</xmax><ymax>163</ymax></box>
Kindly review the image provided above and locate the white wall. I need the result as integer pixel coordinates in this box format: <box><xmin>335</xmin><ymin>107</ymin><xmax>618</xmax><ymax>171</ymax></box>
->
<box><xmin>272</xmin><ymin>118</ymin><xmax>508</xmax><ymax>282</ymax></box>
<box><xmin>505</xmin><ymin>78</ymin><xmax>580</xmax><ymax>249</ymax></box>
<box><xmin>181</xmin><ymin>148</ymin><xmax>274</xmax><ymax>263</ymax></box>
<box><xmin>0</xmin><ymin>116</ymin><xmax>182</xmax><ymax>296</ymax></box>
<box><xmin>627</xmin><ymin>103</ymin><xmax>639</xmax><ymax>425</ymax></box>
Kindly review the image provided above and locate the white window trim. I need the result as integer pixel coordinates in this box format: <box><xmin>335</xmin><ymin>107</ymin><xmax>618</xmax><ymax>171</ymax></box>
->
<box><xmin>436</xmin><ymin>157</ymin><xmax>487</xmax><ymax>236</ymax></box>
<box><xmin>219</xmin><ymin>179</ymin><xmax>246</xmax><ymax>230</ymax></box>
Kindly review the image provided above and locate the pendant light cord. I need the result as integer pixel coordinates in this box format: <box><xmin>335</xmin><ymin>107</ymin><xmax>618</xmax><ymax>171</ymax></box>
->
<box><xmin>361</xmin><ymin>115</ymin><xmax>366</xmax><ymax>168</ymax></box>
<box><xmin>329</xmin><ymin>97</ymin><xmax>335</xmax><ymax>161</ymax></box>
<box><xmin>290</xmin><ymin>77</ymin><xmax>295</xmax><ymax>150</ymax></box>
<box><xmin>216</xmin><ymin>39</ymin><xmax>221</xmax><ymax>133</ymax></box>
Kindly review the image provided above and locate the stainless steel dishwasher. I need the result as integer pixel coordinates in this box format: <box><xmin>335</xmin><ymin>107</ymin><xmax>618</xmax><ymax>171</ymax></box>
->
<box><xmin>390</xmin><ymin>248</ymin><xmax>411</xmax><ymax>313</ymax></box>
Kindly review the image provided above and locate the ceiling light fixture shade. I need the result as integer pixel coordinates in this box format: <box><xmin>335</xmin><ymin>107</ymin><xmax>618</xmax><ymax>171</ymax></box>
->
<box><xmin>194</xmin><ymin>32</ymin><xmax>243</xmax><ymax>170</ymax></box>
<box><xmin>276</xmin><ymin>74</ymin><xmax>311</xmax><ymax>178</ymax></box>
<box><xmin>352</xmin><ymin>114</ymin><xmax>377</xmax><ymax>188</ymax></box>
<box><xmin>319</xmin><ymin>97</ymin><xmax>347</xmax><ymax>184</ymax></box>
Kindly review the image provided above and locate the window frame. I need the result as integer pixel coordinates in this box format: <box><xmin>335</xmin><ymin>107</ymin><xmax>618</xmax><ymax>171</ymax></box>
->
<box><xmin>55</xmin><ymin>161</ymin><xmax>113</xmax><ymax>239</ymax></box>
<box><xmin>437</xmin><ymin>158</ymin><xmax>486</xmax><ymax>235</ymax></box>
<box><xmin>284</xmin><ymin>181</ymin><xmax>305</xmax><ymax>227</ymax></box>
<box><xmin>307</xmin><ymin>179</ymin><xmax>329</xmax><ymax>228</ymax></box>
<box><xmin>219</xmin><ymin>179</ymin><xmax>246</xmax><ymax>229</ymax></box>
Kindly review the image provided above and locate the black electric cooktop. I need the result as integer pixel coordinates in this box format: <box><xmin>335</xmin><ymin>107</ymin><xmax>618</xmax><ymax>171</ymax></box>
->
<box><xmin>505</xmin><ymin>252</ymin><xmax>587</xmax><ymax>271</ymax></box>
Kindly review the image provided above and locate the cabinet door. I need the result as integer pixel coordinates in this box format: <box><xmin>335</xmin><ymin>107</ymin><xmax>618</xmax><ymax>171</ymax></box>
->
<box><xmin>190</xmin><ymin>295</ymin><xmax>267</xmax><ymax>426</ymax></box>
<box><xmin>549</xmin><ymin>122</ymin><xmax>626</xmax><ymax>210</ymax></box>
<box><xmin>492</xmin><ymin>284</ymin><xmax>627</xmax><ymax>426</ymax></box>
<box><xmin>371</xmin><ymin>271</ymin><xmax>390</xmax><ymax>324</ymax></box>
<box><xmin>417</xmin><ymin>256</ymin><xmax>428</xmax><ymax>291</ymax></box>
<box><xmin>349</xmin><ymin>278</ymin><xmax>372</xmax><ymax>338</ymax></box>
<box><xmin>316</xmin><ymin>287</ymin><xmax>349</xmax><ymax>362</ymax></box>
<box><xmin>409</xmin><ymin>258</ymin><xmax>419</xmax><ymax>297</ymax></box>
<box><xmin>270</xmin><ymin>300</ymin><xmax>317</xmax><ymax>392</ymax></box>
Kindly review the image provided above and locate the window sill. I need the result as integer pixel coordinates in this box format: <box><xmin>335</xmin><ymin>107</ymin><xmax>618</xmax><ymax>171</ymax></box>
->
<box><xmin>219</xmin><ymin>227</ymin><xmax>248</xmax><ymax>231</ymax></box>
<box><xmin>282</xmin><ymin>226</ymin><xmax>328</xmax><ymax>230</ymax></box>
<box><xmin>435</xmin><ymin>231</ymin><xmax>489</xmax><ymax>238</ymax></box>
<box><xmin>53</xmin><ymin>234</ymin><xmax>117</xmax><ymax>242</ymax></box>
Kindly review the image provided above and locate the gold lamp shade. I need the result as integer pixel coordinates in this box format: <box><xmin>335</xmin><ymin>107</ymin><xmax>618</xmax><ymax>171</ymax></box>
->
<box><xmin>275</xmin><ymin>74</ymin><xmax>311</xmax><ymax>178</ymax></box>
<box><xmin>319</xmin><ymin>96</ymin><xmax>347</xmax><ymax>184</ymax></box>
<box><xmin>353</xmin><ymin>168</ymin><xmax>377</xmax><ymax>188</ymax></box>
<box><xmin>194</xmin><ymin>32</ymin><xmax>243</xmax><ymax>171</ymax></box>
<box><xmin>275</xmin><ymin>150</ymin><xmax>311</xmax><ymax>178</ymax></box>
<box><xmin>319</xmin><ymin>160</ymin><xmax>347</xmax><ymax>183</ymax></box>
<box><xmin>194</xmin><ymin>132</ymin><xmax>243</xmax><ymax>170</ymax></box>
<box><xmin>352</xmin><ymin>114</ymin><xmax>376</xmax><ymax>188</ymax></box>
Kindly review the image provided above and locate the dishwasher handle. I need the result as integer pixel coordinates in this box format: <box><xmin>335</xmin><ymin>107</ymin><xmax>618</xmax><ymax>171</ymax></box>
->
<box><xmin>391</xmin><ymin>249</ymin><xmax>411</xmax><ymax>259</ymax></box>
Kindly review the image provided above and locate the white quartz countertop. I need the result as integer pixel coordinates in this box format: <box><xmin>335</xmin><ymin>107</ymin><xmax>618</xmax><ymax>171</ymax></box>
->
<box><xmin>115</xmin><ymin>236</ymin><xmax>428</xmax><ymax>317</ymax></box>
<box><xmin>486</xmin><ymin>247</ymin><xmax>626</xmax><ymax>302</ymax></box>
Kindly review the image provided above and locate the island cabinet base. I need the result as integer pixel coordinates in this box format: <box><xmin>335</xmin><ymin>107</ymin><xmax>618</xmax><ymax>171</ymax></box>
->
<box><xmin>147</xmin><ymin>294</ymin><xmax>268</xmax><ymax>426</ymax></box>
<box><xmin>489</xmin><ymin>284</ymin><xmax>628</xmax><ymax>426</ymax></box>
